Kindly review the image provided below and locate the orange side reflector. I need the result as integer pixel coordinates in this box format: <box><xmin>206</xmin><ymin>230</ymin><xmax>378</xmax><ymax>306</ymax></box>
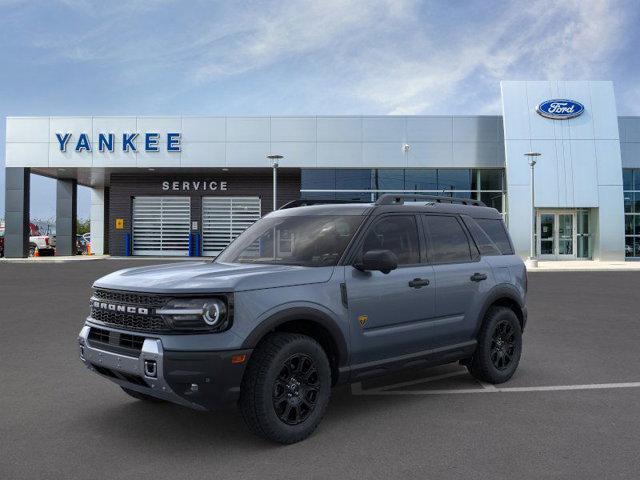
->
<box><xmin>231</xmin><ymin>354</ymin><xmax>247</xmax><ymax>364</ymax></box>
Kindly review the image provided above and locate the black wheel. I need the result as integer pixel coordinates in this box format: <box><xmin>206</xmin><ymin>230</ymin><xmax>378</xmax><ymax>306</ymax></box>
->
<box><xmin>239</xmin><ymin>333</ymin><xmax>331</xmax><ymax>444</ymax></box>
<box><xmin>120</xmin><ymin>386</ymin><xmax>164</xmax><ymax>402</ymax></box>
<box><xmin>29</xmin><ymin>244</ymin><xmax>36</xmax><ymax>257</ymax></box>
<box><xmin>467</xmin><ymin>306</ymin><xmax>522</xmax><ymax>384</ymax></box>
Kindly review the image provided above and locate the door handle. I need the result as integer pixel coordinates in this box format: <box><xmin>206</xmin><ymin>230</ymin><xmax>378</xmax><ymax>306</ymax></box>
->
<box><xmin>470</xmin><ymin>272</ymin><xmax>488</xmax><ymax>282</ymax></box>
<box><xmin>408</xmin><ymin>278</ymin><xmax>430</xmax><ymax>288</ymax></box>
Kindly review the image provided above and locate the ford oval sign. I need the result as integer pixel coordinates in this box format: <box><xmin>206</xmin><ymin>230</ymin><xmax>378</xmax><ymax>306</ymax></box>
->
<box><xmin>536</xmin><ymin>99</ymin><xmax>584</xmax><ymax>120</ymax></box>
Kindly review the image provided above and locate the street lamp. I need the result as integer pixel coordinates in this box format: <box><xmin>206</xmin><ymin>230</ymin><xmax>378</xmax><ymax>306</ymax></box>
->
<box><xmin>525</xmin><ymin>152</ymin><xmax>541</xmax><ymax>268</ymax></box>
<box><xmin>267</xmin><ymin>154</ymin><xmax>283</xmax><ymax>211</ymax></box>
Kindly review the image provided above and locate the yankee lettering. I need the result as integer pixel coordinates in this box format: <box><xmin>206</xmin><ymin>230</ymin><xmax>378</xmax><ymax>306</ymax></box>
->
<box><xmin>162</xmin><ymin>180</ymin><xmax>228</xmax><ymax>191</ymax></box>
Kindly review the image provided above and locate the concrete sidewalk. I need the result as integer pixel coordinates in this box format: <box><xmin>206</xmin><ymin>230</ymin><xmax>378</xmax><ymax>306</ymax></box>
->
<box><xmin>528</xmin><ymin>260</ymin><xmax>640</xmax><ymax>271</ymax></box>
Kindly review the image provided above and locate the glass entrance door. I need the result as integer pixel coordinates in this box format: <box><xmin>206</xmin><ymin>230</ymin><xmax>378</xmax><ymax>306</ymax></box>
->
<box><xmin>537</xmin><ymin>211</ymin><xmax>578</xmax><ymax>260</ymax></box>
<box><xmin>539</xmin><ymin>213</ymin><xmax>555</xmax><ymax>256</ymax></box>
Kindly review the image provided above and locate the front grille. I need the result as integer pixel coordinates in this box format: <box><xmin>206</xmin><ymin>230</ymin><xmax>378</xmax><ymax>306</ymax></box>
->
<box><xmin>93</xmin><ymin>288</ymin><xmax>166</xmax><ymax>308</ymax></box>
<box><xmin>87</xmin><ymin>327</ymin><xmax>147</xmax><ymax>356</ymax></box>
<box><xmin>90</xmin><ymin>288</ymin><xmax>169</xmax><ymax>332</ymax></box>
<box><xmin>90</xmin><ymin>307</ymin><xmax>168</xmax><ymax>332</ymax></box>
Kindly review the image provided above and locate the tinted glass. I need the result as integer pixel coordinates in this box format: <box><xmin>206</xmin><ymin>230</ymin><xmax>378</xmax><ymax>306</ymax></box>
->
<box><xmin>336</xmin><ymin>169</ymin><xmax>371</xmax><ymax>190</ymax></box>
<box><xmin>373</xmin><ymin>169</ymin><xmax>404</xmax><ymax>190</ymax></box>
<box><xmin>623</xmin><ymin>169</ymin><xmax>634</xmax><ymax>190</ymax></box>
<box><xmin>423</xmin><ymin>215</ymin><xmax>472</xmax><ymax>263</ymax></box>
<box><xmin>462</xmin><ymin>216</ymin><xmax>500</xmax><ymax>256</ymax></box>
<box><xmin>360</xmin><ymin>216</ymin><xmax>420</xmax><ymax>265</ymax></box>
<box><xmin>475</xmin><ymin>218</ymin><xmax>514</xmax><ymax>254</ymax></box>
<box><xmin>480</xmin><ymin>192</ymin><xmax>503</xmax><ymax>212</ymax></box>
<box><xmin>438</xmin><ymin>169</ymin><xmax>472</xmax><ymax>191</ymax></box>
<box><xmin>405</xmin><ymin>169</ymin><xmax>438</xmax><ymax>190</ymax></box>
<box><xmin>479</xmin><ymin>169</ymin><xmax>503</xmax><ymax>190</ymax></box>
<box><xmin>217</xmin><ymin>215</ymin><xmax>364</xmax><ymax>266</ymax></box>
<box><xmin>301</xmin><ymin>169</ymin><xmax>336</xmax><ymax>190</ymax></box>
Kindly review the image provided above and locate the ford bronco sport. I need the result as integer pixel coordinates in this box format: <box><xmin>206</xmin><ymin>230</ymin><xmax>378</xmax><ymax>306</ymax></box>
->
<box><xmin>78</xmin><ymin>194</ymin><xmax>527</xmax><ymax>444</ymax></box>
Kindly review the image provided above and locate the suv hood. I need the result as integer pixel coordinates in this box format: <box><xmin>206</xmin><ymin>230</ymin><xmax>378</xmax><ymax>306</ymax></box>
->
<box><xmin>93</xmin><ymin>261</ymin><xmax>335</xmax><ymax>294</ymax></box>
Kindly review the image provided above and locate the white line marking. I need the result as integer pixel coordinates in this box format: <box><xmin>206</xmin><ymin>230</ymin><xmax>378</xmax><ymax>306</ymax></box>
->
<box><xmin>353</xmin><ymin>381</ymin><xmax>640</xmax><ymax>396</ymax></box>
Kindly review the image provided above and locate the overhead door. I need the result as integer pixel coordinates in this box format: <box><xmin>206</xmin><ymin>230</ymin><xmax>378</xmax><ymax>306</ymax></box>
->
<box><xmin>202</xmin><ymin>197</ymin><xmax>261</xmax><ymax>256</ymax></box>
<box><xmin>132</xmin><ymin>196</ymin><xmax>191</xmax><ymax>256</ymax></box>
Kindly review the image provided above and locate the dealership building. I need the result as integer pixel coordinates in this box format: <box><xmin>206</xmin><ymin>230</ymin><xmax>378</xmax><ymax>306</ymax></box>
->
<box><xmin>4</xmin><ymin>80</ymin><xmax>640</xmax><ymax>261</ymax></box>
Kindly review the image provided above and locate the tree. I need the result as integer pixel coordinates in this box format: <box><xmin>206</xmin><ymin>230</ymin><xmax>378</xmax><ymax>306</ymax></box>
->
<box><xmin>77</xmin><ymin>218</ymin><xmax>91</xmax><ymax>236</ymax></box>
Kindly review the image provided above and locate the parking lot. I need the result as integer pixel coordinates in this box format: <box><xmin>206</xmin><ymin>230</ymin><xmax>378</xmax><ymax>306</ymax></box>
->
<box><xmin>1</xmin><ymin>260</ymin><xmax>640</xmax><ymax>479</ymax></box>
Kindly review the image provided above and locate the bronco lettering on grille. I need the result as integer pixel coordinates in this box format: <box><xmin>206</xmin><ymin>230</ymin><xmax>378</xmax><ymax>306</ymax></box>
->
<box><xmin>92</xmin><ymin>300</ymin><xmax>149</xmax><ymax>315</ymax></box>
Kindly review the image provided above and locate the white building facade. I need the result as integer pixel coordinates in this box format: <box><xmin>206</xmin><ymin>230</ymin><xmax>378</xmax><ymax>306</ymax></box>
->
<box><xmin>4</xmin><ymin>80</ymin><xmax>640</xmax><ymax>261</ymax></box>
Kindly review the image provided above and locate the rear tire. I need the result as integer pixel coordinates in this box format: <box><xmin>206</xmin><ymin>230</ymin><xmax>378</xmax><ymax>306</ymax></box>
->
<box><xmin>121</xmin><ymin>387</ymin><xmax>164</xmax><ymax>402</ymax></box>
<box><xmin>467</xmin><ymin>306</ymin><xmax>522</xmax><ymax>384</ymax></box>
<box><xmin>239</xmin><ymin>333</ymin><xmax>331</xmax><ymax>444</ymax></box>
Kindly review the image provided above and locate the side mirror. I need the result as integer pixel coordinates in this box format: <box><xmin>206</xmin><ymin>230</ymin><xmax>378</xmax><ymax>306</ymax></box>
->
<box><xmin>355</xmin><ymin>249</ymin><xmax>398</xmax><ymax>274</ymax></box>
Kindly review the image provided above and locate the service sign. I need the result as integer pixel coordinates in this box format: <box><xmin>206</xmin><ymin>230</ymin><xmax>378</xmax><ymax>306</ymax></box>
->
<box><xmin>55</xmin><ymin>132</ymin><xmax>181</xmax><ymax>153</ymax></box>
<box><xmin>536</xmin><ymin>99</ymin><xmax>584</xmax><ymax>120</ymax></box>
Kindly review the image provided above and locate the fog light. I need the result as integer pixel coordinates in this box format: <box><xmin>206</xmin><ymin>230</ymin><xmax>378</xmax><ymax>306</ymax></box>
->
<box><xmin>144</xmin><ymin>360</ymin><xmax>157</xmax><ymax>378</ymax></box>
<box><xmin>190</xmin><ymin>383</ymin><xmax>199</xmax><ymax>392</ymax></box>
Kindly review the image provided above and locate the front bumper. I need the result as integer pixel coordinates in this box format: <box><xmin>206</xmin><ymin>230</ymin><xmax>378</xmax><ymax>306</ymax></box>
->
<box><xmin>78</xmin><ymin>325</ymin><xmax>251</xmax><ymax>411</ymax></box>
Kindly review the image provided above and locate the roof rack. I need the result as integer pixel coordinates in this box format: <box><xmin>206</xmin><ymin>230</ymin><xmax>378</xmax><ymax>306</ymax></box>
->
<box><xmin>279</xmin><ymin>199</ymin><xmax>361</xmax><ymax>210</ymax></box>
<box><xmin>375</xmin><ymin>193</ymin><xmax>486</xmax><ymax>207</ymax></box>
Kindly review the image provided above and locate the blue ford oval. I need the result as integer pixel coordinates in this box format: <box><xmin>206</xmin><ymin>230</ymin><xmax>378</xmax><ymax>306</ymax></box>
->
<box><xmin>536</xmin><ymin>99</ymin><xmax>584</xmax><ymax>119</ymax></box>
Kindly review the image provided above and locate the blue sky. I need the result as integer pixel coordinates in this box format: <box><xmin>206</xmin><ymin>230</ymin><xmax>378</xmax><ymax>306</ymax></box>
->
<box><xmin>1</xmin><ymin>0</ymin><xmax>639</xmax><ymax>220</ymax></box>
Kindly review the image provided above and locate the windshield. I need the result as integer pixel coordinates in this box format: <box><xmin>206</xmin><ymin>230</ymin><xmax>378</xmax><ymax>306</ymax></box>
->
<box><xmin>216</xmin><ymin>214</ymin><xmax>365</xmax><ymax>266</ymax></box>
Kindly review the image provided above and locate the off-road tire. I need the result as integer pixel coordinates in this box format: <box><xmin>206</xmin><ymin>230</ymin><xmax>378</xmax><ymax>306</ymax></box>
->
<box><xmin>467</xmin><ymin>306</ymin><xmax>522</xmax><ymax>384</ymax></box>
<box><xmin>121</xmin><ymin>386</ymin><xmax>164</xmax><ymax>402</ymax></box>
<box><xmin>239</xmin><ymin>332</ymin><xmax>331</xmax><ymax>444</ymax></box>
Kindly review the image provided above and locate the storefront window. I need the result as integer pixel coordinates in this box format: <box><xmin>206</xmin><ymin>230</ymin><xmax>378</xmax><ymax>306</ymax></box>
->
<box><xmin>623</xmin><ymin>169</ymin><xmax>640</xmax><ymax>259</ymax></box>
<box><xmin>301</xmin><ymin>168</ymin><xmax>506</xmax><ymax>212</ymax></box>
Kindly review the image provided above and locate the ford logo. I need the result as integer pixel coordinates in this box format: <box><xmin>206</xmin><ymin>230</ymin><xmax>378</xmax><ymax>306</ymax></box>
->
<box><xmin>536</xmin><ymin>99</ymin><xmax>584</xmax><ymax>120</ymax></box>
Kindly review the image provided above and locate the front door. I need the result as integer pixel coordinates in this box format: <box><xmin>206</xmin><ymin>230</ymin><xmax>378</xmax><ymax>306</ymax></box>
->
<box><xmin>537</xmin><ymin>211</ymin><xmax>577</xmax><ymax>260</ymax></box>
<box><xmin>345</xmin><ymin>214</ymin><xmax>436</xmax><ymax>367</ymax></box>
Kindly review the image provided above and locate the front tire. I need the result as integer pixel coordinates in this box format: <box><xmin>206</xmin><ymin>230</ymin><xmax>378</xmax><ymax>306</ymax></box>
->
<box><xmin>239</xmin><ymin>333</ymin><xmax>331</xmax><ymax>444</ymax></box>
<box><xmin>467</xmin><ymin>306</ymin><xmax>522</xmax><ymax>384</ymax></box>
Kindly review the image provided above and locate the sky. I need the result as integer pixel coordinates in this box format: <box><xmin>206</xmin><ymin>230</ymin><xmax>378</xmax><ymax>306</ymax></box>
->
<box><xmin>1</xmin><ymin>0</ymin><xmax>639</xmax><ymax>220</ymax></box>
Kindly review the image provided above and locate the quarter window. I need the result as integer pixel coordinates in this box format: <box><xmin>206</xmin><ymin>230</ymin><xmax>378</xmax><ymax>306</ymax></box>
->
<box><xmin>360</xmin><ymin>216</ymin><xmax>420</xmax><ymax>265</ymax></box>
<box><xmin>423</xmin><ymin>215</ymin><xmax>472</xmax><ymax>263</ymax></box>
<box><xmin>475</xmin><ymin>218</ymin><xmax>514</xmax><ymax>255</ymax></box>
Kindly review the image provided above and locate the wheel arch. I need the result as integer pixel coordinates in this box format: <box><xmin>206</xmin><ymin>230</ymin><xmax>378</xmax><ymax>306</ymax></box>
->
<box><xmin>241</xmin><ymin>307</ymin><xmax>349</xmax><ymax>386</ymax></box>
<box><xmin>476</xmin><ymin>285</ymin><xmax>526</xmax><ymax>336</ymax></box>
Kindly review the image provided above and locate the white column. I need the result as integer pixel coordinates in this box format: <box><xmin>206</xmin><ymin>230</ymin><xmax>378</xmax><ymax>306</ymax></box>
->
<box><xmin>90</xmin><ymin>188</ymin><xmax>105</xmax><ymax>255</ymax></box>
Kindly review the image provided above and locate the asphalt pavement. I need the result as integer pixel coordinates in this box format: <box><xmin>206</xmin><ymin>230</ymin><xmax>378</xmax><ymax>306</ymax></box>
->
<box><xmin>1</xmin><ymin>260</ymin><xmax>639</xmax><ymax>479</ymax></box>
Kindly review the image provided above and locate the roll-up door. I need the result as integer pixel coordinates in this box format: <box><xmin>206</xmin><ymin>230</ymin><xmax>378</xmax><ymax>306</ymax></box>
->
<box><xmin>132</xmin><ymin>196</ymin><xmax>191</xmax><ymax>256</ymax></box>
<box><xmin>202</xmin><ymin>197</ymin><xmax>261</xmax><ymax>256</ymax></box>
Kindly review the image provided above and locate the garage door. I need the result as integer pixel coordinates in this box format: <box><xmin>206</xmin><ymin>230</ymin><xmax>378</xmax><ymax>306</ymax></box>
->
<box><xmin>202</xmin><ymin>197</ymin><xmax>261</xmax><ymax>256</ymax></box>
<box><xmin>132</xmin><ymin>196</ymin><xmax>191</xmax><ymax>256</ymax></box>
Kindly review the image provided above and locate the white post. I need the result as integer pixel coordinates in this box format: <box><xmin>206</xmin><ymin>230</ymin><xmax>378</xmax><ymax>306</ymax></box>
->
<box><xmin>90</xmin><ymin>187</ymin><xmax>105</xmax><ymax>255</ymax></box>
<box><xmin>267</xmin><ymin>154</ymin><xmax>283</xmax><ymax>211</ymax></box>
<box><xmin>525</xmin><ymin>152</ymin><xmax>540</xmax><ymax>268</ymax></box>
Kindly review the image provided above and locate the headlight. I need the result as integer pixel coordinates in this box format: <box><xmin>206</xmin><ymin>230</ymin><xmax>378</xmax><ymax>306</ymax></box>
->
<box><xmin>157</xmin><ymin>298</ymin><xmax>229</xmax><ymax>332</ymax></box>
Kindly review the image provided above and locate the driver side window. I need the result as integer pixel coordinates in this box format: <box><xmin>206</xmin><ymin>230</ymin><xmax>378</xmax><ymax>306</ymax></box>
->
<box><xmin>360</xmin><ymin>215</ymin><xmax>420</xmax><ymax>265</ymax></box>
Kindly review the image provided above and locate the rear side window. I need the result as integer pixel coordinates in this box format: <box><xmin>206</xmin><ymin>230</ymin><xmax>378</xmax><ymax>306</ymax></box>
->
<box><xmin>462</xmin><ymin>216</ymin><xmax>501</xmax><ymax>256</ymax></box>
<box><xmin>475</xmin><ymin>218</ymin><xmax>514</xmax><ymax>255</ymax></box>
<box><xmin>423</xmin><ymin>215</ymin><xmax>472</xmax><ymax>264</ymax></box>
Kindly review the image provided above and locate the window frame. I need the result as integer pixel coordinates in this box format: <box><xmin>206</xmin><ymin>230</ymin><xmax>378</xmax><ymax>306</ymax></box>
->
<box><xmin>421</xmin><ymin>213</ymin><xmax>480</xmax><ymax>265</ymax></box>
<box><xmin>345</xmin><ymin>213</ymin><xmax>425</xmax><ymax>268</ymax></box>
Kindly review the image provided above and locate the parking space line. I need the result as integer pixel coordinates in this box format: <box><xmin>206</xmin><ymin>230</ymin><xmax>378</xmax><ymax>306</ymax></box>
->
<box><xmin>352</xmin><ymin>380</ymin><xmax>640</xmax><ymax>396</ymax></box>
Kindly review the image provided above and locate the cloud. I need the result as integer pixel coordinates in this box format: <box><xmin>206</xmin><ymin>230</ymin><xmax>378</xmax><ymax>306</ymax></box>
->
<box><xmin>6</xmin><ymin>0</ymin><xmax>634</xmax><ymax>114</ymax></box>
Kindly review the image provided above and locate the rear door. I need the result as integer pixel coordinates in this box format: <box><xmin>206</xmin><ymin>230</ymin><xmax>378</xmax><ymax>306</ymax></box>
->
<box><xmin>422</xmin><ymin>214</ymin><xmax>492</xmax><ymax>345</ymax></box>
<box><xmin>345</xmin><ymin>214</ymin><xmax>436</xmax><ymax>366</ymax></box>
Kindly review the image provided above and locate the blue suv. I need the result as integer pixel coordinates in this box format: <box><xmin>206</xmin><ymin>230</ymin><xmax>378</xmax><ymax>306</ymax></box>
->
<box><xmin>78</xmin><ymin>194</ymin><xmax>527</xmax><ymax>443</ymax></box>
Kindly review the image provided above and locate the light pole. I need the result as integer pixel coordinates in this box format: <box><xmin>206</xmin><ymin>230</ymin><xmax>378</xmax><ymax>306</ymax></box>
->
<box><xmin>525</xmin><ymin>152</ymin><xmax>541</xmax><ymax>268</ymax></box>
<box><xmin>267</xmin><ymin>154</ymin><xmax>283</xmax><ymax>211</ymax></box>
